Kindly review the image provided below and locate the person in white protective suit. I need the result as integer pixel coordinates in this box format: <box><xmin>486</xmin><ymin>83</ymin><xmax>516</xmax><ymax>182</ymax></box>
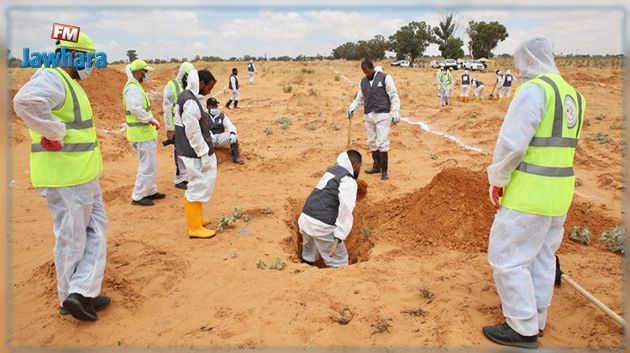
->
<box><xmin>483</xmin><ymin>36</ymin><xmax>586</xmax><ymax>349</ymax></box>
<box><xmin>347</xmin><ymin>60</ymin><xmax>401</xmax><ymax>181</ymax></box>
<box><xmin>437</xmin><ymin>66</ymin><xmax>454</xmax><ymax>106</ymax></box>
<box><xmin>472</xmin><ymin>77</ymin><xmax>486</xmax><ymax>101</ymax></box>
<box><xmin>494</xmin><ymin>69</ymin><xmax>504</xmax><ymax>99</ymax></box>
<box><xmin>298</xmin><ymin>150</ymin><xmax>363</xmax><ymax>268</ymax></box>
<box><xmin>459</xmin><ymin>70</ymin><xmax>471</xmax><ymax>102</ymax></box>
<box><xmin>12</xmin><ymin>32</ymin><xmax>110</xmax><ymax>321</ymax></box>
<box><xmin>174</xmin><ymin>69</ymin><xmax>219</xmax><ymax>239</ymax></box>
<box><xmin>225</xmin><ymin>67</ymin><xmax>240</xmax><ymax>109</ymax></box>
<box><xmin>206</xmin><ymin>97</ymin><xmax>244</xmax><ymax>164</ymax></box>
<box><xmin>247</xmin><ymin>59</ymin><xmax>256</xmax><ymax>84</ymax></box>
<box><xmin>499</xmin><ymin>69</ymin><xmax>515</xmax><ymax>98</ymax></box>
<box><xmin>123</xmin><ymin>59</ymin><xmax>165</xmax><ymax>206</ymax></box>
<box><xmin>162</xmin><ymin>62</ymin><xmax>195</xmax><ymax>189</ymax></box>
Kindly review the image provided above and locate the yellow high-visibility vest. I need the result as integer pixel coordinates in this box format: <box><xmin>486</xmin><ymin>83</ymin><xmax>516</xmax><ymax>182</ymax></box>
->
<box><xmin>501</xmin><ymin>73</ymin><xmax>586</xmax><ymax>216</ymax></box>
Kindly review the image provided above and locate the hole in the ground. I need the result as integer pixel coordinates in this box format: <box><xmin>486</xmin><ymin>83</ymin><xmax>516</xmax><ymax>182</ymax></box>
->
<box><xmin>284</xmin><ymin>167</ymin><xmax>622</xmax><ymax>266</ymax></box>
<box><xmin>285</xmin><ymin>179</ymin><xmax>373</xmax><ymax>266</ymax></box>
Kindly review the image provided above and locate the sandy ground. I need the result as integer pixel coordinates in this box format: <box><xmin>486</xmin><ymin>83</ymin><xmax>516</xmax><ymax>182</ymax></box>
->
<box><xmin>8</xmin><ymin>60</ymin><xmax>625</xmax><ymax>349</ymax></box>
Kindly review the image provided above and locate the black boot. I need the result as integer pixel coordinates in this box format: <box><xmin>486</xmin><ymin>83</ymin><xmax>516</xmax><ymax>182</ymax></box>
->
<box><xmin>225</xmin><ymin>99</ymin><xmax>232</xmax><ymax>110</ymax></box>
<box><xmin>365</xmin><ymin>151</ymin><xmax>381</xmax><ymax>174</ymax></box>
<box><xmin>380</xmin><ymin>151</ymin><xmax>389</xmax><ymax>180</ymax></box>
<box><xmin>230</xmin><ymin>142</ymin><xmax>244</xmax><ymax>164</ymax></box>
<box><xmin>234</xmin><ymin>100</ymin><xmax>239</xmax><ymax>109</ymax></box>
<box><xmin>482</xmin><ymin>322</ymin><xmax>539</xmax><ymax>349</ymax></box>
<box><xmin>62</xmin><ymin>293</ymin><xmax>97</xmax><ymax>321</ymax></box>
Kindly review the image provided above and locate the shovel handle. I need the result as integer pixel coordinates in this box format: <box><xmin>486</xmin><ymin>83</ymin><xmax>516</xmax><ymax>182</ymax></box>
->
<box><xmin>562</xmin><ymin>274</ymin><xmax>626</xmax><ymax>328</ymax></box>
<box><xmin>347</xmin><ymin>120</ymin><xmax>352</xmax><ymax>149</ymax></box>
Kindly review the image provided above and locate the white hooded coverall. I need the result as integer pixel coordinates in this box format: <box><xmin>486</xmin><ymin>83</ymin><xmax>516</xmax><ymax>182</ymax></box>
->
<box><xmin>348</xmin><ymin>73</ymin><xmax>401</xmax><ymax>152</ymax></box>
<box><xmin>298</xmin><ymin>152</ymin><xmax>358</xmax><ymax>268</ymax></box>
<box><xmin>175</xmin><ymin>70</ymin><xmax>218</xmax><ymax>202</ymax></box>
<box><xmin>13</xmin><ymin>69</ymin><xmax>108</xmax><ymax>305</ymax></box>
<box><xmin>460</xmin><ymin>71</ymin><xmax>470</xmax><ymax>97</ymax></box>
<box><xmin>487</xmin><ymin>36</ymin><xmax>567</xmax><ymax>337</ymax></box>
<box><xmin>124</xmin><ymin>65</ymin><xmax>159</xmax><ymax>201</ymax></box>
<box><xmin>499</xmin><ymin>70</ymin><xmax>514</xmax><ymax>98</ymax></box>
<box><xmin>163</xmin><ymin>62</ymin><xmax>194</xmax><ymax>184</ymax></box>
<box><xmin>247</xmin><ymin>61</ymin><xmax>256</xmax><ymax>84</ymax></box>
<box><xmin>229</xmin><ymin>75</ymin><xmax>240</xmax><ymax>101</ymax></box>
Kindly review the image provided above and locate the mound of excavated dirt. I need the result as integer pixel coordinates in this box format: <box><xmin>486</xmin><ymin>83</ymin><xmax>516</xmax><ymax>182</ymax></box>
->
<box><xmin>377</xmin><ymin>167</ymin><xmax>621</xmax><ymax>254</ymax></box>
<box><xmin>81</xmin><ymin>67</ymin><xmax>127</xmax><ymax>129</ymax></box>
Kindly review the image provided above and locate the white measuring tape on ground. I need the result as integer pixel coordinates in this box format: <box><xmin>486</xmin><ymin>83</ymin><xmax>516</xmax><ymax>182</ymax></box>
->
<box><xmin>401</xmin><ymin>117</ymin><xmax>486</xmax><ymax>154</ymax></box>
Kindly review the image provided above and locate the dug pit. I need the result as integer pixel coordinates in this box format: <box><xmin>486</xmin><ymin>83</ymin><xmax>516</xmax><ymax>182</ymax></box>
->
<box><xmin>286</xmin><ymin>167</ymin><xmax>621</xmax><ymax>266</ymax></box>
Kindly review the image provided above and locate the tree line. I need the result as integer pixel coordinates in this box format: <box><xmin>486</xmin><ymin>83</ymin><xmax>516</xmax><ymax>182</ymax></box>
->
<box><xmin>332</xmin><ymin>14</ymin><xmax>509</xmax><ymax>63</ymax></box>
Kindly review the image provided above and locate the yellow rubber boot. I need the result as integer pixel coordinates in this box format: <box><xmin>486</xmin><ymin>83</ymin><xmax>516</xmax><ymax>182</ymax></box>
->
<box><xmin>184</xmin><ymin>199</ymin><xmax>216</xmax><ymax>239</ymax></box>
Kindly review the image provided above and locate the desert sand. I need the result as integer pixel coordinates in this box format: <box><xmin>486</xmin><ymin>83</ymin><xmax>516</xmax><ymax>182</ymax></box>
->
<box><xmin>8</xmin><ymin>60</ymin><xmax>625</xmax><ymax>349</ymax></box>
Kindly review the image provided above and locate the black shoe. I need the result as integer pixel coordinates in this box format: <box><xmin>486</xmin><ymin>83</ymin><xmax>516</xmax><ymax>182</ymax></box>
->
<box><xmin>301</xmin><ymin>258</ymin><xmax>315</xmax><ymax>266</ymax></box>
<box><xmin>365</xmin><ymin>151</ymin><xmax>381</xmax><ymax>174</ymax></box>
<box><xmin>175</xmin><ymin>181</ymin><xmax>188</xmax><ymax>190</ymax></box>
<box><xmin>225</xmin><ymin>99</ymin><xmax>232</xmax><ymax>110</ymax></box>
<box><xmin>482</xmin><ymin>322</ymin><xmax>539</xmax><ymax>349</ymax></box>
<box><xmin>380</xmin><ymin>151</ymin><xmax>389</xmax><ymax>180</ymax></box>
<box><xmin>146</xmin><ymin>192</ymin><xmax>166</xmax><ymax>200</ymax></box>
<box><xmin>230</xmin><ymin>142</ymin><xmax>244</xmax><ymax>165</ymax></box>
<box><xmin>60</xmin><ymin>295</ymin><xmax>110</xmax><ymax>316</ymax></box>
<box><xmin>538</xmin><ymin>330</ymin><xmax>544</xmax><ymax>337</ymax></box>
<box><xmin>131</xmin><ymin>197</ymin><xmax>154</xmax><ymax>206</ymax></box>
<box><xmin>62</xmin><ymin>293</ymin><xmax>97</xmax><ymax>321</ymax></box>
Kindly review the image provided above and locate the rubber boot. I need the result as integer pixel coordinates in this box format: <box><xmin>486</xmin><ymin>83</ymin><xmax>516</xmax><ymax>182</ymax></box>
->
<box><xmin>380</xmin><ymin>151</ymin><xmax>389</xmax><ymax>180</ymax></box>
<box><xmin>184</xmin><ymin>199</ymin><xmax>216</xmax><ymax>239</ymax></box>
<box><xmin>365</xmin><ymin>151</ymin><xmax>381</xmax><ymax>174</ymax></box>
<box><xmin>230</xmin><ymin>142</ymin><xmax>244</xmax><ymax>164</ymax></box>
<box><xmin>225</xmin><ymin>99</ymin><xmax>232</xmax><ymax>110</ymax></box>
<box><xmin>234</xmin><ymin>100</ymin><xmax>239</xmax><ymax>109</ymax></box>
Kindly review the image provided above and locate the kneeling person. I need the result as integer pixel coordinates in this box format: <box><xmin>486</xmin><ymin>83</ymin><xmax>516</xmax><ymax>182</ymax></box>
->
<box><xmin>298</xmin><ymin>150</ymin><xmax>362</xmax><ymax>268</ymax></box>
<box><xmin>206</xmin><ymin>97</ymin><xmax>243</xmax><ymax>164</ymax></box>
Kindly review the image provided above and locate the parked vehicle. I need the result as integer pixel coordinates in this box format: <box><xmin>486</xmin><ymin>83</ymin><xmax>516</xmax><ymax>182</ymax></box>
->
<box><xmin>463</xmin><ymin>60</ymin><xmax>485</xmax><ymax>71</ymax></box>
<box><xmin>391</xmin><ymin>60</ymin><xmax>410</xmax><ymax>67</ymax></box>
<box><xmin>432</xmin><ymin>59</ymin><xmax>462</xmax><ymax>70</ymax></box>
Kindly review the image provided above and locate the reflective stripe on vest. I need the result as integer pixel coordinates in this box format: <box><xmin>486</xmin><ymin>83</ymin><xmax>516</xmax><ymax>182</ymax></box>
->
<box><xmin>501</xmin><ymin>73</ymin><xmax>585</xmax><ymax>216</ymax></box>
<box><xmin>123</xmin><ymin>80</ymin><xmax>157</xmax><ymax>142</ymax></box>
<box><xmin>167</xmin><ymin>79</ymin><xmax>182</xmax><ymax>125</ymax></box>
<box><xmin>28</xmin><ymin>67</ymin><xmax>102</xmax><ymax>187</ymax></box>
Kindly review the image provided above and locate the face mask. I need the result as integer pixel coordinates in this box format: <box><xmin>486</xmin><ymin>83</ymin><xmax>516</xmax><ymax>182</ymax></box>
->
<box><xmin>141</xmin><ymin>73</ymin><xmax>150</xmax><ymax>83</ymax></box>
<box><xmin>209</xmin><ymin>108</ymin><xmax>219</xmax><ymax>116</ymax></box>
<box><xmin>77</xmin><ymin>65</ymin><xmax>93</xmax><ymax>80</ymax></box>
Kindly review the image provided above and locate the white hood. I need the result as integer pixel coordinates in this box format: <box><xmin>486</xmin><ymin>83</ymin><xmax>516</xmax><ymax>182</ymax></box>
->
<box><xmin>177</xmin><ymin>62</ymin><xmax>194</xmax><ymax>81</ymax></box>
<box><xmin>185</xmin><ymin>69</ymin><xmax>200</xmax><ymax>95</ymax></box>
<box><xmin>514</xmin><ymin>36</ymin><xmax>559</xmax><ymax>80</ymax></box>
<box><xmin>125</xmin><ymin>64</ymin><xmax>138</xmax><ymax>83</ymax></box>
<box><xmin>336</xmin><ymin>151</ymin><xmax>354</xmax><ymax>175</ymax></box>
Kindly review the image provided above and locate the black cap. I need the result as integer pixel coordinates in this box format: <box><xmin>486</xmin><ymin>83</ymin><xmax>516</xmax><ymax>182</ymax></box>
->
<box><xmin>207</xmin><ymin>97</ymin><xmax>220</xmax><ymax>106</ymax></box>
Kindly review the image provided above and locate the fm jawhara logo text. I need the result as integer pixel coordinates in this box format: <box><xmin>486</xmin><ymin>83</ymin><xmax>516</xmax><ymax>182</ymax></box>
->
<box><xmin>21</xmin><ymin>23</ymin><xmax>107</xmax><ymax>68</ymax></box>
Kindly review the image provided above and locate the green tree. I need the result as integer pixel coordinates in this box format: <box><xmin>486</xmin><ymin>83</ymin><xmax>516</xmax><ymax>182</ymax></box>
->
<box><xmin>389</xmin><ymin>21</ymin><xmax>434</xmax><ymax>63</ymax></box>
<box><xmin>466</xmin><ymin>21</ymin><xmax>509</xmax><ymax>58</ymax></box>
<box><xmin>366</xmin><ymin>35</ymin><xmax>388</xmax><ymax>60</ymax></box>
<box><xmin>126</xmin><ymin>49</ymin><xmax>137</xmax><ymax>62</ymax></box>
<box><xmin>433</xmin><ymin>13</ymin><xmax>465</xmax><ymax>59</ymax></box>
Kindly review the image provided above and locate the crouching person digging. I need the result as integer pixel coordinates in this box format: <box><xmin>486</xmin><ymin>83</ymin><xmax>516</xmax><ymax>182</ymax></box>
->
<box><xmin>298</xmin><ymin>150</ymin><xmax>362</xmax><ymax>268</ymax></box>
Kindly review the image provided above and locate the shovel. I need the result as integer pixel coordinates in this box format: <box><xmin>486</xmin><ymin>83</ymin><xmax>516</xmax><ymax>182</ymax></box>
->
<box><xmin>488</xmin><ymin>82</ymin><xmax>498</xmax><ymax>101</ymax></box>
<box><xmin>346</xmin><ymin>117</ymin><xmax>352</xmax><ymax>149</ymax></box>
<box><xmin>555</xmin><ymin>255</ymin><xmax>626</xmax><ymax>328</ymax></box>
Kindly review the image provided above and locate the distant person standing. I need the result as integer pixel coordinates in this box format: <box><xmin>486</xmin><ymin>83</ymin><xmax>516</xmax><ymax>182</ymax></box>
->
<box><xmin>225</xmin><ymin>68</ymin><xmax>239</xmax><ymax>109</ymax></box>
<box><xmin>347</xmin><ymin>60</ymin><xmax>401</xmax><ymax>181</ymax></box>
<box><xmin>499</xmin><ymin>69</ymin><xmax>515</xmax><ymax>98</ymax></box>
<box><xmin>460</xmin><ymin>70</ymin><xmax>471</xmax><ymax>102</ymax></box>
<box><xmin>247</xmin><ymin>60</ymin><xmax>256</xmax><ymax>84</ymax></box>
<box><xmin>494</xmin><ymin>69</ymin><xmax>504</xmax><ymax>99</ymax></box>
<box><xmin>437</xmin><ymin>66</ymin><xmax>453</xmax><ymax>106</ymax></box>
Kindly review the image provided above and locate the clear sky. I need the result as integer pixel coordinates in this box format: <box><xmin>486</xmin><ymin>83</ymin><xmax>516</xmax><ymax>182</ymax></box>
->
<box><xmin>6</xmin><ymin>6</ymin><xmax>625</xmax><ymax>61</ymax></box>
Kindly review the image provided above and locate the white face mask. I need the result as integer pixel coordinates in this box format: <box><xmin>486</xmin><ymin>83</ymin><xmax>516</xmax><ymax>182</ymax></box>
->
<box><xmin>77</xmin><ymin>65</ymin><xmax>93</xmax><ymax>80</ymax></box>
<box><xmin>141</xmin><ymin>72</ymin><xmax>150</xmax><ymax>83</ymax></box>
<box><xmin>209</xmin><ymin>108</ymin><xmax>219</xmax><ymax>116</ymax></box>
